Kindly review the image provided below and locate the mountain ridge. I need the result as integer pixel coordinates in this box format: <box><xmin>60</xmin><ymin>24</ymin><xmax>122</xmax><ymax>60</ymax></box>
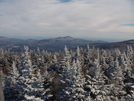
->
<box><xmin>0</xmin><ymin>36</ymin><xmax>106</xmax><ymax>52</ymax></box>
<box><xmin>0</xmin><ymin>36</ymin><xmax>133</xmax><ymax>52</ymax></box>
<box><xmin>82</xmin><ymin>39</ymin><xmax>134</xmax><ymax>51</ymax></box>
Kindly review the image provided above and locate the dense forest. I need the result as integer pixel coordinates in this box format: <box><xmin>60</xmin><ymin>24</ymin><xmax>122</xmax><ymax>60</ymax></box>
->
<box><xmin>0</xmin><ymin>45</ymin><xmax>134</xmax><ymax>101</ymax></box>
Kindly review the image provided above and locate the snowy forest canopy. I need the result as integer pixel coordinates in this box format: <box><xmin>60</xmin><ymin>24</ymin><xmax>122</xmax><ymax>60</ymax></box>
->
<box><xmin>0</xmin><ymin>45</ymin><xmax>134</xmax><ymax>101</ymax></box>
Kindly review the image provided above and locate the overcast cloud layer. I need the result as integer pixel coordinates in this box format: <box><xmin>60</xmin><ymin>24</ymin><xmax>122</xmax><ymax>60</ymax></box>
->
<box><xmin>0</xmin><ymin>0</ymin><xmax>134</xmax><ymax>40</ymax></box>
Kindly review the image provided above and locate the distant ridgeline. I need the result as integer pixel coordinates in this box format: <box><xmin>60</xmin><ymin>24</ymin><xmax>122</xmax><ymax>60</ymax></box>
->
<box><xmin>0</xmin><ymin>45</ymin><xmax>134</xmax><ymax>101</ymax></box>
<box><xmin>0</xmin><ymin>36</ymin><xmax>106</xmax><ymax>52</ymax></box>
<box><xmin>0</xmin><ymin>36</ymin><xmax>134</xmax><ymax>52</ymax></box>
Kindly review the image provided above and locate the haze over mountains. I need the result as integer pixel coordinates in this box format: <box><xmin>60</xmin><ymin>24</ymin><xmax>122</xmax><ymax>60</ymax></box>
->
<box><xmin>0</xmin><ymin>36</ymin><xmax>133</xmax><ymax>52</ymax></box>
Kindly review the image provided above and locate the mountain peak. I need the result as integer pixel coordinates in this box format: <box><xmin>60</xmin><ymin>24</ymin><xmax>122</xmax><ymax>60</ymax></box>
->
<box><xmin>56</xmin><ymin>36</ymin><xmax>73</xmax><ymax>40</ymax></box>
<box><xmin>63</xmin><ymin>36</ymin><xmax>73</xmax><ymax>38</ymax></box>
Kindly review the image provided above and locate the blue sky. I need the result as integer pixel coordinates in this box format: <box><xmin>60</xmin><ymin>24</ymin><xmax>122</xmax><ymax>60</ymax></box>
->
<box><xmin>122</xmin><ymin>24</ymin><xmax>134</xmax><ymax>26</ymax></box>
<box><xmin>0</xmin><ymin>0</ymin><xmax>134</xmax><ymax>41</ymax></box>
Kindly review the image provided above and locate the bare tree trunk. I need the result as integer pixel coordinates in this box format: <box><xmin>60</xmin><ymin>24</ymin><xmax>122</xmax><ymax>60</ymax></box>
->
<box><xmin>0</xmin><ymin>70</ymin><xmax>4</xmax><ymax>101</ymax></box>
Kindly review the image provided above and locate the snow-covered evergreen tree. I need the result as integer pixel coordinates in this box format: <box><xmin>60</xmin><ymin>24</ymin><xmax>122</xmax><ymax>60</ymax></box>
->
<box><xmin>57</xmin><ymin>59</ymin><xmax>91</xmax><ymax>101</ymax></box>
<box><xmin>24</xmin><ymin>70</ymin><xmax>53</xmax><ymax>101</ymax></box>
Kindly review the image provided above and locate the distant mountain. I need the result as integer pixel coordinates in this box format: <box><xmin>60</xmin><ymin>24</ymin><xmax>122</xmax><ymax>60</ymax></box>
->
<box><xmin>0</xmin><ymin>36</ymin><xmax>106</xmax><ymax>52</ymax></box>
<box><xmin>82</xmin><ymin>39</ymin><xmax>134</xmax><ymax>51</ymax></box>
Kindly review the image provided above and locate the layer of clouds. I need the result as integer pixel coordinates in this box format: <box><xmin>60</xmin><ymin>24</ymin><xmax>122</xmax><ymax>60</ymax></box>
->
<box><xmin>0</xmin><ymin>0</ymin><xmax>134</xmax><ymax>40</ymax></box>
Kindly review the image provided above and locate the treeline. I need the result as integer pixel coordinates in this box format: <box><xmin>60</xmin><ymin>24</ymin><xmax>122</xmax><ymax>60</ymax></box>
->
<box><xmin>0</xmin><ymin>45</ymin><xmax>134</xmax><ymax>101</ymax></box>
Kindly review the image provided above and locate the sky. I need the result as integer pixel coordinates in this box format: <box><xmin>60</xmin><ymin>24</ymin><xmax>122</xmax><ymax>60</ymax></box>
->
<box><xmin>0</xmin><ymin>0</ymin><xmax>134</xmax><ymax>41</ymax></box>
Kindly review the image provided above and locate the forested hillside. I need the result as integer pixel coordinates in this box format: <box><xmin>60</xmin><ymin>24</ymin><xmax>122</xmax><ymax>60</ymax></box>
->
<box><xmin>0</xmin><ymin>45</ymin><xmax>134</xmax><ymax>101</ymax></box>
<box><xmin>82</xmin><ymin>40</ymin><xmax>134</xmax><ymax>51</ymax></box>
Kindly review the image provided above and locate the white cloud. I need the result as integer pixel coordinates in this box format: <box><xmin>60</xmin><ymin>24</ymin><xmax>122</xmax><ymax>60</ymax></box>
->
<box><xmin>0</xmin><ymin>0</ymin><xmax>134</xmax><ymax>40</ymax></box>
